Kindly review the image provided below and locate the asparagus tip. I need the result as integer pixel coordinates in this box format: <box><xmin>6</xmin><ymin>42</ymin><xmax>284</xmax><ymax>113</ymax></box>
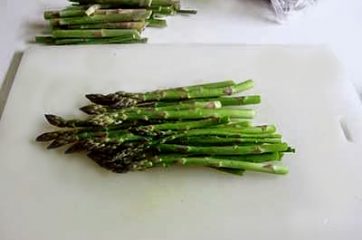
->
<box><xmin>85</xmin><ymin>94</ymin><xmax>103</xmax><ymax>103</ymax></box>
<box><xmin>47</xmin><ymin>140</ymin><xmax>65</xmax><ymax>149</ymax></box>
<box><xmin>45</xmin><ymin>114</ymin><xmax>60</xmax><ymax>126</ymax></box>
<box><xmin>65</xmin><ymin>142</ymin><xmax>85</xmax><ymax>154</ymax></box>
<box><xmin>79</xmin><ymin>104</ymin><xmax>105</xmax><ymax>115</ymax></box>
<box><xmin>36</xmin><ymin>131</ymin><xmax>59</xmax><ymax>142</ymax></box>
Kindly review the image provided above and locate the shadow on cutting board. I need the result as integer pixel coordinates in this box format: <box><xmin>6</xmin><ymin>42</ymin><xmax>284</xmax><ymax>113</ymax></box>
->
<box><xmin>0</xmin><ymin>51</ymin><xmax>23</xmax><ymax>120</ymax></box>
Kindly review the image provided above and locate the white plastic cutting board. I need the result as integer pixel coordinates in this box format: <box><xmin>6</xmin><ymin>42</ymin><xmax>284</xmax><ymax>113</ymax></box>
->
<box><xmin>0</xmin><ymin>45</ymin><xmax>362</xmax><ymax>240</ymax></box>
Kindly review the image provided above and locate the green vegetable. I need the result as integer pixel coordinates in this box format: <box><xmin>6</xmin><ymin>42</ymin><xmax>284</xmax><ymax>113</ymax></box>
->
<box><xmin>36</xmin><ymin>79</ymin><xmax>295</xmax><ymax>176</ymax></box>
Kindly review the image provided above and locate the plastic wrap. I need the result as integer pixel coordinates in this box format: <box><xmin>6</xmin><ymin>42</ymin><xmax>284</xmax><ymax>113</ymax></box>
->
<box><xmin>270</xmin><ymin>0</ymin><xmax>316</xmax><ymax>21</ymax></box>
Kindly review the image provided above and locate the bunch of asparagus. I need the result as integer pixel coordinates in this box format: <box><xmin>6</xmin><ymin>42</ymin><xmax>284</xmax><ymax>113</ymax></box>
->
<box><xmin>36</xmin><ymin>80</ymin><xmax>294</xmax><ymax>176</ymax></box>
<box><xmin>35</xmin><ymin>0</ymin><xmax>196</xmax><ymax>45</ymax></box>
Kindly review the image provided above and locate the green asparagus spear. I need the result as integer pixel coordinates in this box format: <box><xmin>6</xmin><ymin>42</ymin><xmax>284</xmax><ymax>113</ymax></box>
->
<box><xmin>80</xmin><ymin>100</ymin><xmax>222</xmax><ymax>114</ymax></box>
<box><xmin>86</xmin><ymin>80</ymin><xmax>253</xmax><ymax>106</ymax></box>
<box><xmin>135</xmin><ymin>155</ymin><xmax>288</xmax><ymax>175</ymax></box>
<box><xmin>90</xmin><ymin>108</ymin><xmax>255</xmax><ymax>126</ymax></box>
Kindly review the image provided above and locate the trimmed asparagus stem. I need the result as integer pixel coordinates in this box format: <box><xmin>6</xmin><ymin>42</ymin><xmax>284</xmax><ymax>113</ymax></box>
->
<box><xmin>54</xmin><ymin>37</ymin><xmax>147</xmax><ymax>45</ymax></box>
<box><xmin>46</xmin><ymin>8</ymin><xmax>153</xmax><ymax>19</ymax></box>
<box><xmin>147</xmin><ymin>18</ymin><xmax>167</xmax><ymax>27</ymax></box>
<box><xmin>49</xmin><ymin>10</ymin><xmax>152</xmax><ymax>26</ymax></box>
<box><xmin>45</xmin><ymin>9</ymin><xmax>86</xmax><ymax>19</ymax></box>
<box><xmin>69</xmin><ymin>0</ymin><xmax>153</xmax><ymax>7</ymax></box>
<box><xmin>152</xmin><ymin>6</ymin><xmax>175</xmax><ymax>15</ymax></box>
<box><xmin>151</xmin><ymin>0</ymin><xmax>180</xmax><ymax>8</ymax></box>
<box><xmin>65</xmin><ymin>22</ymin><xmax>147</xmax><ymax>31</ymax></box>
<box><xmin>52</xmin><ymin>29</ymin><xmax>141</xmax><ymax>38</ymax></box>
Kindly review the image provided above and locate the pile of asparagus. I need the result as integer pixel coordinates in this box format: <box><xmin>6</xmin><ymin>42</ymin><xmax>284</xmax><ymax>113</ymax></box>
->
<box><xmin>35</xmin><ymin>0</ymin><xmax>196</xmax><ymax>45</ymax></box>
<box><xmin>36</xmin><ymin>80</ymin><xmax>294</xmax><ymax>176</ymax></box>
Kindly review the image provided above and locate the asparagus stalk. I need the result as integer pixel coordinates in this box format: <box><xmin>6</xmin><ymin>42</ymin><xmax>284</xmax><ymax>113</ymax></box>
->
<box><xmin>152</xmin><ymin>6</ymin><xmax>175</xmax><ymax>16</ymax></box>
<box><xmin>208</xmin><ymin>120</ymin><xmax>251</xmax><ymax>128</ymax></box>
<box><xmin>69</xmin><ymin>0</ymin><xmax>153</xmax><ymax>7</ymax></box>
<box><xmin>80</xmin><ymin>100</ymin><xmax>222</xmax><ymax>114</ymax></box>
<box><xmin>86</xmin><ymin>80</ymin><xmax>253</xmax><ymax>107</ymax></box>
<box><xmin>135</xmin><ymin>155</ymin><xmax>288</xmax><ymax>175</ymax></box>
<box><xmin>35</xmin><ymin>35</ymin><xmax>147</xmax><ymax>45</ymax></box>
<box><xmin>47</xmin><ymin>8</ymin><xmax>153</xmax><ymax>19</ymax></box>
<box><xmin>136</xmin><ymin>117</ymin><xmax>229</xmax><ymax>132</ymax></box>
<box><xmin>174</xmin><ymin>128</ymin><xmax>281</xmax><ymax>138</ymax></box>
<box><xmin>54</xmin><ymin>37</ymin><xmax>147</xmax><ymax>45</ymax></box>
<box><xmin>138</xmin><ymin>80</ymin><xmax>254</xmax><ymax>101</ymax></box>
<box><xmin>172</xmin><ymin>136</ymin><xmax>282</xmax><ymax>145</ymax></box>
<box><xmin>147</xmin><ymin>18</ymin><xmax>167</xmax><ymax>27</ymax></box>
<box><xmin>90</xmin><ymin>108</ymin><xmax>255</xmax><ymax>126</ymax></box>
<box><xmin>52</xmin><ymin>29</ymin><xmax>141</xmax><ymax>38</ymax></box>
<box><xmin>213</xmin><ymin>152</ymin><xmax>284</xmax><ymax>163</ymax></box>
<box><xmin>45</xmin><ymin>9</ymin><xmax>87</xmax><ymax>19</ymax></box>
<box><xmin>177</xmin><ymin>80</ymin><xmax>236</xmax><ymax>89</ymax></box>
<box><xmin>204</xmin><ymin>96</ymin><xmax>261</xmax><ymax>106</ymax></box>
<box><xmin>35</xmin><ymin>36</ymin><xmax>56</xmax><ymax>44</ymax></box>
<box><xmin>151</xmin><ymin>0</ymin><xmax>180</xmax><ymax>8</ymax></box>
<box><xmin>49</xmin><ymin>10</ymin><xmax>152</xmax><ymax>26</ymax></box>
<box><xmin>79</xmin><ymin>95</ymin><xmax>260</xmax><ymax>115</ymax></box>
<box><xmin>65</xmin><ymin>21</ymin><xmax>147</xmax><ymax>31</ymax></box>
<box><xmin>51</xmin><ymin>108</ymin><xmax>252</xmax><ymax>127</ymax></box>
<box><xmin>158</xmin><ymin>143</ymin><xmax>289</xmax><ymax>155</ymax></box>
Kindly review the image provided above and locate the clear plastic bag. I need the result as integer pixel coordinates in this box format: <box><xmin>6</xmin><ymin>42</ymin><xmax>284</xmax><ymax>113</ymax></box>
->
<box><xmin>270</xmin><ymin>0</ymin><xmax>316</xmax><ymax>21</ymax></box>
